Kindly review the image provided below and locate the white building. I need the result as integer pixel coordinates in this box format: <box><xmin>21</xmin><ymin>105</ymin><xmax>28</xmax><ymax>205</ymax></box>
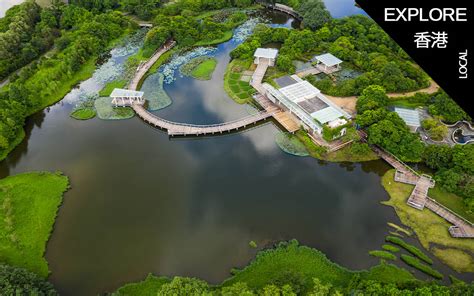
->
<box><xmin>262</xmin><ymin>80</ymin><xmax>351</xmax><ymax>135</ymax></box>
<box><xmin>254</xmin><ymin>48</ymin><xmax>279</xmax><ymax>66</ymax></box>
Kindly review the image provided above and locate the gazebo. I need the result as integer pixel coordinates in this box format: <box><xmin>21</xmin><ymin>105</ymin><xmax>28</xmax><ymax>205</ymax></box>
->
<box><xmin>110</xmin><ymin>88</ymin><xmax>145</xmax><ymax>107</ymax></box>
<box><xmin>313</xmin><ymin>53</ymin><xmax>343</xmax><ymax>73</ymax></box>
<box><xmin>254</xmin><ymin>48</ymin><xmax>279</xmax><ymax>66</ymax></box>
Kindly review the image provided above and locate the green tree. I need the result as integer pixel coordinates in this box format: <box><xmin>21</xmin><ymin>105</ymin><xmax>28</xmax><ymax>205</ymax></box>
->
<box><xmin>0</xmin><ymin>264</ymin><xmax>57</xmax><ymax>295</ymax></box>
<box><xmin>297</xmin><ymin>0</ymin><xmax>332</xmax><ymax>30</ymax></box>
<box><xmin>356</xmin><ymin>85</ymin><xmax>388</xmax><ymax>114</ymax></box>
<box><xmin>158</xmin><ymin>277</ymin><xmax>210</xmax><ymax>295</ymax></box>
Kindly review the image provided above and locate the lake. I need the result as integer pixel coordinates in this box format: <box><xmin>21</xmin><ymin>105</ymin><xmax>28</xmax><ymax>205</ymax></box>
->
<box><xmin>0</xmin><ymin>3</ymin><xmax>468</xmax><ymax>296</ymax></box>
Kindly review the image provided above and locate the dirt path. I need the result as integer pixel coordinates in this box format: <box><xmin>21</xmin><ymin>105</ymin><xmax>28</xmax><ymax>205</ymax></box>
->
<box><xmin>324</xmin><ymin>80</ymin><xmax>440</xmax><ymax>115</ymax></box>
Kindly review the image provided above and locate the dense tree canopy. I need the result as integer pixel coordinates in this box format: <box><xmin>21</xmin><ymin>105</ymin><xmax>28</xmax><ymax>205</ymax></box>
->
<box><xmin>423</xmin><ymin>144</ymin><xmax>474</xmax><ymax>209</ymax></box>
<box><xmin>297</xmin><ymin>0</ymin><xmax>332</xmax><ymax>30</ymax></box>
<box><xmin>0</xmin><ymin>4</ymin><xmax>133</xmax><ymax>157</ymax></box>
<box><xmin>0</xmin><ymin>0</ymin><xmax>63</xmax><ymax>80</ymax></box>
<box><xmin>0</xmin><ymin>264</ymin><xmax>57</xmax><ymax>295</ymax></box>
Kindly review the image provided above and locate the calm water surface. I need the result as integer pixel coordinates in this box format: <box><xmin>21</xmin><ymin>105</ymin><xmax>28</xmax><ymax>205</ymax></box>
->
<box><xmin>1</xmin><ymin>3</ymin><xmax>470</xmax><ymax>296</ymax></box>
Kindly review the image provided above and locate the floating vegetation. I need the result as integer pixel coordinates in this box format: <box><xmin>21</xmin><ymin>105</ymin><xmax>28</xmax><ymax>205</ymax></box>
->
<box><xmin>70</xmin><ymin>94</ymin><xmax>96</xmax><ymax>120</ymax></box>
<box><xmin>249</xmin><ymin>241</ymin><xmax>257</xmax><ymax>248</ymax></box>
<box><xmin>387</xmin><ymin>222</ymin><xmax>413</xmax><ymax>236</ymax></box>
<box><xmin>275</xmin><ymin>132</ymin><xmax>309</xmax><ymax>157</ymax></box>
<box><xmin>382</xmin><ymin>244</ymin><xmax>400</xmax><ymax>253</ymax></box>
<box><xmin>400</xmin><ymin>254</ymin><xmax>443</xmax><ymax>279</ymax></box>
<box><xmin>140</xmin><ymin>73</ymin><xmax>172</xmax><ymax>111</ymax></box>
<box><xmin>385</xmin><ymin>236</ymin><xmax>433</xmax><ymax>265</ymax></box>
<box><xmin>368</xmin><ymin>250</ymin><xmax>396</xmax><ymax>261</ymax></box>
<box><xmin>95</xmin><ymin>97</ymin><xmax>134</xmax><ymax>120</ymax></box>
<box><xmin>161</xmin><ymin>47</ymin><xmax>217</xmax><ymax>84</ymax></box>
<box><xmin>232</xmin><ymin>18</ymin><xmax>260</xmax><ymax>43</ymax></box>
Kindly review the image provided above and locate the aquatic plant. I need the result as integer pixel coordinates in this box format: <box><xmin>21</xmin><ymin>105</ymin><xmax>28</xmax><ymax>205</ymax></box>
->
<box><xmin>368</xmin><ymin>250</ymin><xmax>396</xmax><ymax>261</ymax></box>
<box><xmin>381</xmin><ymin>244</ymin><xmax>400</xmax><ymax>253</ymax></box>
<box><xmin>161</xmin><ymin>47</ymin><xmax>217</xmax><ymax>84</ymax></box>
<box><xmin>385</xmin><ymin>236</ymin><xmax>433</xmax><ymax>265</ymax></box>
<box><xmin>400</xmin><ymin>255</ymin><xmax>443</xmax><ymax>279</ymax></box>
<box><xmin>232</xmin><ymin>18</ymin><xmax>261</xmax><ymax>43</ymax></box>
<box><xmin>94</xmin><ymin>97</ymin><xmax>134</xmax><ymax>120</ymax></box>
<box><xmin>275</xmin><ymin>132</ymin><xmax>309</xmax><ymax>157</ymax></box>
<box><xmin>141</xmin><ymin>73</ymin><xmax>172</xmax><ymax>111</ymax></box>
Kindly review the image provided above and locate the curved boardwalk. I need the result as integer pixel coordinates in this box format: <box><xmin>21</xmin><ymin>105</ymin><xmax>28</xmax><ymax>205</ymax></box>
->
<box><xmin>124</xmin><ymin>41</ymin><xmax>273</xmax><ymax>136</ymax></box>
<box><xmin>132</xmin><ymin>104</ymin><xmax>273</xmax><ymax>136</ymax></box>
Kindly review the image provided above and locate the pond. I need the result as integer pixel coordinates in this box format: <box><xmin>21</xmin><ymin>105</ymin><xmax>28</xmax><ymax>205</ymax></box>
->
<box><xmin>1</xmin><ymin>4</ymin><xmax>470</xmax><ymax>296</ymax></box>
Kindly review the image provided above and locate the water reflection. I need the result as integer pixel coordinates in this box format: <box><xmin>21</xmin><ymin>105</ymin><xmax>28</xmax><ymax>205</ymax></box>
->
<box><xmin>1</xmin><ymin>4</ymin><xmax>468</xmax><ymax>296</ymax></box>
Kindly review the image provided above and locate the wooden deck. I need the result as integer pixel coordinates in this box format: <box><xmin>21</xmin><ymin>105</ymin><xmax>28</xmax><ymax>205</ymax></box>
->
<box><xmin>254</xmin><ymin>94</ymin><xmax>299</xmax><ymax>133</ymax></box>
<box><xmin>133</xmin><ymin>104</ymin><xmax>273</xmax><ymax>136</ymax></box>
<box><xmin>407</xmin><ymin>175</ymin><xmax>432</xmax><ymax>210</ymax></box>
<box><xmin>425</xmin><ymin>198</ymin><xmax>474</xmax><ymax>238</ymax></box>
<box><xmin>373</xmin><ymin>144</ymin><xmax>473</xmax><ymax>238</ymax></box>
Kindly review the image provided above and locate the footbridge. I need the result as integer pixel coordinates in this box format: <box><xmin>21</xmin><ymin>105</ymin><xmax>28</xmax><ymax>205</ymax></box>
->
<box><xmin>132</xmin><ymin>103</ymin><xmax>273</xmax><ymax>136</ymax></box>
<box><xmin>258</xmin><ymin>2</ymin><xmax>303</xmax><ymax>20</ymax></box>
<box><xmin>372</xmin><ymin>145</ymin><xmax>474</xmax><ymax>238</ymax></box>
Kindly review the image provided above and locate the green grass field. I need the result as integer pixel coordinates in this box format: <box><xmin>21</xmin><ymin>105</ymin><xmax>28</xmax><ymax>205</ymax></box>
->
<box><xmin>0</xmin><ymin>171</ymin><xmax>69</xmax><ymax>277</ymax></box>
<box><xmin>70</xmin><ymin>108</ymin><xmax>96</xmax><ymax>120</ymax></box>
<box><xmin>191</xmin><ymin>58</ymin><xmax>218</xmax><ymax>80</ymax></box>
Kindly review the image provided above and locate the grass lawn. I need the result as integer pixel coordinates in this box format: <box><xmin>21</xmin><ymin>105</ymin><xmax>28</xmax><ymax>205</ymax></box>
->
<box><xmin>0</xmin><ymin>171</ymin><xmax>69</xmax><ymax>277</ymax></box>
<box><xmin>0</xmin><ymin>129</ymin><xmax>25</xmax><ymax>162</ymax></box>
<box><xmin>224</xmin><ymin>59</ymin><xmax>255</xmax><ymax>104</ymax></box>
<box><xmin>381</xmin><ymin>169</ymin><xmax>474</xmax><ymax>273</ymax></box>
<box><xmin>191</xmin><ymin>58</ymin><xmax>218</xmax><ymax>80</ymax></box>
<box><xmin>194</xmin><ymin>31</ymin><xmax>233</xmax><ymax>46</ymax></box>
<box><xmin>70</xmin><ymin>108</ymin><xmax>96</xmax><ymax>120</ymax></box>
<box><xmin>432</xmin><ymin>247</ymin><xmax>474</xmax><ymax>273</ymax></box>
<box><xmin>99</xmin><ymin>80</ymin><xmax>128</xmax><ymax>97</ymax></box>
<box><xmin>429</xmin><ymin>186</ymin><xmax>474</xmax><ymax>222</ymax></box>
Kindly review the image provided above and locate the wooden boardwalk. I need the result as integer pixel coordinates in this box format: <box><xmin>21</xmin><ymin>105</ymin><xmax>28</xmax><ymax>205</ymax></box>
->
<box><xmin>259</xmin><ymin>2</ymin><xmax>303</xmax><ymax>20</ymax></box>
<box><xmin>425</xmin><ymin>198</ymin><xmax>474</xmax><ymax>238</ymax></box>
<box><xmin>407</xmin><ymin>175</ymin><xmax>433</xmax><ymax>210</ymax></box>
<box><xmin>373</xmin><ymin>145</ymin><xmax>473</xmax><ymax>238</ymax></box>
<box><xmin>254</xmin><ymin>94</ymin><xmax>300</xmax><ymax>133</ymax></box>
<box><xmin>133</xmin><ymin>104</ymin><xmax>273</xmax><ymax>136</ymax></box>
<box><xmin>129</xmin><ymin>40</ymin><xmax>176</xmax><ymax>91</ymax></box>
